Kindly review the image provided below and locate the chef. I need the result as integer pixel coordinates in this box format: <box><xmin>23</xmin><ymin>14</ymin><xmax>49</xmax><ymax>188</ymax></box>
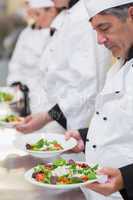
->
<box><xmin>65</xmin><ymin>0</ymin><xmax>133</xmax><ymax>199</ymax></box>
<box><xmin>16</xmin><ymin>0</ymin><xmax>111</xmax><ymax>133</ymax></box>
<box><xmin>7</xmin><ymin>0</ymin><xmax>66</xmax><ymax>117</ymax></box>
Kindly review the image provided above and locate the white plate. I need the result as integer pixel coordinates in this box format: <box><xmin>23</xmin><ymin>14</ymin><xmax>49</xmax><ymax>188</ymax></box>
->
<box><xmin>14</xmin><ymin>133</ymin><xmax>77</xmax><ymax>158</ymax></box>
<box><xmin>25</xmin><ymin>164</ymin><xmax>107</xmax><ymax>190</ymax></box>
<box><xmin>0</xmin><ymin>121</ymin><xmax>16</xmax><ymax>128</ymax></box>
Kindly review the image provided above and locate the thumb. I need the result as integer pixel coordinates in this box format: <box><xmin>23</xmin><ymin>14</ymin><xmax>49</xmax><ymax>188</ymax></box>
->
<box><xmin>24</xmin><ymin>115</ymin><xmax>32</xmax><ymax>123</ymax></box>
<box><xmin>98</xmin><ymin>168</ymin><xmax>117</xmax><ymax>177</ymax></box>
<box><xmin>65</xmin><ymin>131</ymin><xmax>72</xmax><ymax>140</ymax></box>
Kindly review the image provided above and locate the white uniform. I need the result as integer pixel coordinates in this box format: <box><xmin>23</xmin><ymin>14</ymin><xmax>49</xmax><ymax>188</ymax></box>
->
<box><xmin>7</xmin><ymin>11</ymin><xmax>67</xmax><ymax>134</ymax></box>
<box><xmin>7</xmin><ymin>26</ymin><xmax>50</xmax><ymax>113</ymax></box>
<box><xmin>39</xmin><ymin>0</ymin><xmax>112</xmax><ymax>129</ymax></box>
<box><xmin>82</xmin><ymin>58</ymin><xmax>133</xmax><ymax>200</ymax></box>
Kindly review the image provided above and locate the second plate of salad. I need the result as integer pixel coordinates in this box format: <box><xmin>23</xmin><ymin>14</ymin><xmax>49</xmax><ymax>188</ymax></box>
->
<box><xmin>0</xmin><ymin>114</ymin><xmax>24</xmax><ymax>128</ymax></box>
<box><xmin>14</xmin><ymin>132</ymin><xmax>77</xmax><ymax>158</ymax></box>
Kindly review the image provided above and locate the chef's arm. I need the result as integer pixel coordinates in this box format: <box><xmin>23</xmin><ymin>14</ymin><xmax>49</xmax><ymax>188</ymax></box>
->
<box><xmin>50</xmin><ymin>35</ymin><xmax>110</xmax><ymax>130</ymax></box>
<box><xmin>48</xmin><ymin>28</ymin><xmax>111</xmax><ymax>130</ymax></box>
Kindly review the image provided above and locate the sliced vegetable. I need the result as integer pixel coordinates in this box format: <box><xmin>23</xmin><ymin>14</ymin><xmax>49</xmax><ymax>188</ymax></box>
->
<box><xmin>35</xmin><ymin>173</ymin><xmax>45</xmax><ymax>182</ymax></box>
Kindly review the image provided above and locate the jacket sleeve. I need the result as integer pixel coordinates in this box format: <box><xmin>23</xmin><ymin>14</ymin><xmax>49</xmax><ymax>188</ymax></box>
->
<box><xmin>48</xmin><ymin>104</ymin><xmax>67</xmax><ymax>129</ymax></box>
<box><xmin>119</xmin><ymin>164</ymin><xmax>133</xmax><ymax>200</ymax></box>
<box><xmin>55</xmin><ymin>21</ymin><xmax>112</xmax><ymax>130</ymax></box>
<box><xmin>78</xmin><ymin>128</ymin><xmax>88</xmax><ymax>146</ymax></box>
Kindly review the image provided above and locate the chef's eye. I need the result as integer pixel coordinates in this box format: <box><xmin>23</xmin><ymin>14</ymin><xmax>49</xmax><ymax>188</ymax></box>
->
<box><xmin>99</xmin><ymin>24</ymin><xmax>110</xmax><ymax>32</ymax></box>
<box><xmin>35</xmin><ymin>11</ymin><xmax>41</xmax><ymax>17</ymax></box>
<box><xmin>44</xmin><ymin>7</ymin><xmax>51</xmax><ymax>11</ymax></box>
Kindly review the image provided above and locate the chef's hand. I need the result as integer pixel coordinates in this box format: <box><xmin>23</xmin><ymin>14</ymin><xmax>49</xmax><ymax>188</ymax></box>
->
<box><xmin>16</xmin><ymin>112</ymin><xmax>52</xmax><ymax>133</ymax></box>
<box><xmin>85</xmin><ymin>167</ymin><xmax>124</xmax><ymax>196</ymax></box>
<box><xmin>65</xmin><ymin>130</ymin><xmax>84</xmax><ymax>153</ymax></box>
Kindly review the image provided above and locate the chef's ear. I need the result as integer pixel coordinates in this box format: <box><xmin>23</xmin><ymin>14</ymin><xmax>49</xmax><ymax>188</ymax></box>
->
<box><xmin>128</xmin><ymin>6</ymin><xmax>133</xmax><ymax>20</ymax></box>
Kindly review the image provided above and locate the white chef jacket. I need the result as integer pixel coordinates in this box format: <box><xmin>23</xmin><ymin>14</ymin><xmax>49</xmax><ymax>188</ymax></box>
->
<box><xmin>82</xmin><ymin>58</ymin><xmax>133</xmax><ymax>200</ymax></box>
<box><xmin>7</xmin><ymin>25</ymin><xmax>50</xmax><ymax>113</ymax></box>
<box><xmin>7</xmin><ymin>10</ymin><xmax>68</xmax><ymax>134</ymax></box>
<box><xmin>39</xmin><ymin>0</ymin><xmax>112</xmax><ymax>130</ymax></box>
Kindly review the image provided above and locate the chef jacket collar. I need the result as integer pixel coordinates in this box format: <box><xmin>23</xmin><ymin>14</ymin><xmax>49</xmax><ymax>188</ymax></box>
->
<box><xmin>126</xmin><ymin>46</ymin><xmax>133</xmax><ymax>62</ymax></box>
<box><xmin>68</xmin><ymin>0</ymin><xmax>80</xmax><ymax>8</ymax></box>
<box><xmin>50</xmin><ymin>10</ymin><xmax>66</xmax><ymax>31</ymax></box>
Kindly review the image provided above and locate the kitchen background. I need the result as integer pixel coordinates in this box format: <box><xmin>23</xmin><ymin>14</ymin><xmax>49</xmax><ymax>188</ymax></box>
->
<box><xmin>0</xmin><ymin>0</ymin><xmax>26</xmax><ymax>85</ymax></box>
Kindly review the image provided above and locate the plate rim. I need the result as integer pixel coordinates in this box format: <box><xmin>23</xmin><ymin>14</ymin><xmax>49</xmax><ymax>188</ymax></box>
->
<box><xmin>0</xmin><ymin>121</ymin><xmax>15</xmax><ymax>128</ymax></box>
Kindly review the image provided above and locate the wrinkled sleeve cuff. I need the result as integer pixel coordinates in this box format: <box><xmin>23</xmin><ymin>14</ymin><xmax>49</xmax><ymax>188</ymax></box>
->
<box><xmin>119</xmin><ymin>164</ymin><xmax>133</xmax><ymax>199</ymax></box>
<box><xmin>78</xmin><ymin>128</ymin><xmax>88</xmax><ymax>146</ymax></box>
<box><xmin>48</xmin><ymin>104</ymin><xmax>67</xmax><ymax>129</ymax></box>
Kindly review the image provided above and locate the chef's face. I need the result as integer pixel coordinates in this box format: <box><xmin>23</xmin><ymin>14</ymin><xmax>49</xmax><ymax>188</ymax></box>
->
<box><xmin>91</xmin><ymin>7</ymin><xmax>133</xmax><ymax>59</ymax></box>
<box><xmin>29</xmin><ymin>7</ymin><xmax>59</xmax><ymax>28</ymax></box>
<box><xmin>26</xmin><ymin>8</ymin><xmax>35</xmax><ymax>19</ymax></box>
<box><xmin>53</xmin><ymin>0</ymin><xmax>70</xmax><ymax>8</ymax></box>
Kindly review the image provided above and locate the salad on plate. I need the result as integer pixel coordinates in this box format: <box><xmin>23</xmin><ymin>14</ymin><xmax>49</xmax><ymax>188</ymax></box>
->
<box><xmin>24</xmin><ymin>159</ymin><xmax>107</xmax><ymax>189</ymax></box>
<box><xmin>0</xmin><ymin>114</ymin><xmax>24</xmax><ymax>127</ymax></box>
<box><xmin>0</xmin><ymin>91</ymin><xmax>14</xmax><ymax>102</ymax></box>
<box><xmin>14</xmin><ymin>133</ymin><xmax>77</xmax><ymax>158</ymax></box>
<box><xmin>26</xmin><ymin>138</ymin><xmax>64</xmax><ymax>152</ymax></box>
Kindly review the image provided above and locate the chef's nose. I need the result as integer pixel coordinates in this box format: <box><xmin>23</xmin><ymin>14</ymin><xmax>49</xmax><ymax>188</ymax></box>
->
<box><xmin>97</xmin><ymin>33</ymin><xmax>107</xmax><ymax>45</ymax></box>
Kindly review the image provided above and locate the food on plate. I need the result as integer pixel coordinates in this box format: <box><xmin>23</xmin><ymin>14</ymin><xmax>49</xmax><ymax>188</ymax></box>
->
<box><xmin>0</xmin><ymin>114</ymin><xmax>24</xmax><ymax>124</ymax></box>
<box><xmin>31</xmin><ymin>159</ymin><xmax>98</xmax><ymax>185</ymax></box>
<box><xmin>0</xmin><ymin>91</ymin><xmax>14</xmax><ymax>102</ymax></box>
<box><xmin>26</xmin><ymin>138</ymin><xmax>64</xmax><ymax>151</ymax></box>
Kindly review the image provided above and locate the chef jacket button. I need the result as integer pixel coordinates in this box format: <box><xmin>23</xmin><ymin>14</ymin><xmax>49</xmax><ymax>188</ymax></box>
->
<box><xmin>86</xmin><ymin>138</ymin><xmax>89</xmax><ymax>142</ymax></box>
<box><xmin>92</xmin><ymin>145</ymin><xmax>97</xmax><ymax>149</ymax></box>
<box><xmin>96</xmin><ymin>111</ymin><xmax>99</xmax><ymax>115</ymax></box>
<box><xmin>103</xmin><ymin>117</ymin><xmax>107</xmax><ymax>121</ymax></box>
<box><xmin>115</xmin><ymin>91</ymin><xmax>120</xmax><ymax>94</ymax></box>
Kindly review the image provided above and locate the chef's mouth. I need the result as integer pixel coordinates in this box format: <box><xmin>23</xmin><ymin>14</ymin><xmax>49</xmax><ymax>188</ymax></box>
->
<box><xmin>104</xmin><ymin>44</ymin><xmax>115</xmax><ymax>50</ymax></box>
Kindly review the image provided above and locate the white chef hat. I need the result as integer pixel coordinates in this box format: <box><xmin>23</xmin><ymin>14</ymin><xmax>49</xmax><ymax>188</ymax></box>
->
<box><xmin>28</xmin><ymin>0</ymin><xmax>54</xmax><ymax>8</ymax></box>
<box><xmin>84</xmin><ymin>0</ymin><xmax>133</xmax><ymax>19</ymax></box>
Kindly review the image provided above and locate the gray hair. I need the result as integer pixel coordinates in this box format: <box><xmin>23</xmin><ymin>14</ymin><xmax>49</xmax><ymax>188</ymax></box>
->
<box><xmin>100</xmin><ymin>3</ymin><xmax>133</xmax><ymax>21</ymax></box>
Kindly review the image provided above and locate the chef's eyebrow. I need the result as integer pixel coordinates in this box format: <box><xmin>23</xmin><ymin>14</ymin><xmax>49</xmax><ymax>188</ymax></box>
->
<box><xmin>96</xmin><ymin>23</ymin><xmax>111</xmax><ymax>30</ymax></box>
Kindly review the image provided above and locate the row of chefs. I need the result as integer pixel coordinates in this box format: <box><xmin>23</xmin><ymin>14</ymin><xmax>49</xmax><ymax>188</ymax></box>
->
<box><xmin>6</xmin><ymin>0</ymin><xmax>133</xmax><ymax>200</ymax></box>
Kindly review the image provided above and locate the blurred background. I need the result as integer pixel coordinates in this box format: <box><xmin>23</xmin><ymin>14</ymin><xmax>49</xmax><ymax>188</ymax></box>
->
<box><xmin>0</xmin><ymin>0</ymin><xmax>27</xmax><ymax>85</ymax></box>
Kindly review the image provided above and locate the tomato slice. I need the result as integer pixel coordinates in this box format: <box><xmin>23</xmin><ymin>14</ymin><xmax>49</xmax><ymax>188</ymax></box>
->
<box><xmin>35</xmin><ymin>173</ymin><xmax>45</xmax><ymax>182</ymax></box>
